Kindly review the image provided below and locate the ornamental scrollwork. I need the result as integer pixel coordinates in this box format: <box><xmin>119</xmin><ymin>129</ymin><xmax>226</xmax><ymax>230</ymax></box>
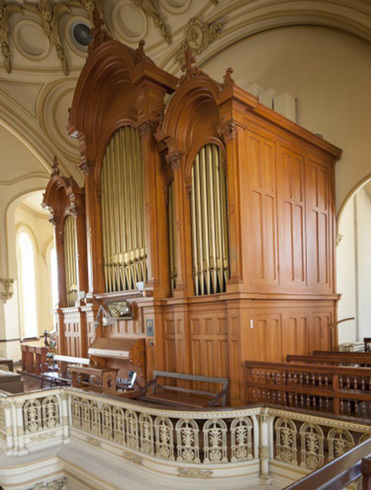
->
<box><xmin>176</xmin><ymin>17</ymin><xmax>222</xmax><ymax>65</ymax></box>
<box><xmin>217</xmin><ymin>123</ymin><xmax>238</xmax><ymax>142</ymax></box>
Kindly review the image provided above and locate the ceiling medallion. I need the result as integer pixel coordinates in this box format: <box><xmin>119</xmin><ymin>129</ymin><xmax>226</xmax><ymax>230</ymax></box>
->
<box><xmin>175</xmin><ymin>17</ymin><xmax>222</xmax><ymax>64</ymax></box>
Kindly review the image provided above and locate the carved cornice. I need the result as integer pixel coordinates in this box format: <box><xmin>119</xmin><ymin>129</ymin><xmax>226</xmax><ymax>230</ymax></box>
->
<box><xmin>166</xmin><ymin>151</ymin><xmax>184</xmax><ymax>170</ymax></box>
<box><xmin>79</xmin><ymin>159</ymin><xmax>94</xmax><ymax>176</ymax></box>
<box><xmin>138</xmin><ymin>120</ymin><xmax>159</xmax><ymax>138</ymax></box>
<box><xmin>175</xmin><ymin>17</ymin><xmax>223</xmax><ymax>65</ymax></box>
<box><xmin>217</xmin><ymin>123</ymin><xmax>238</xmax><ymax>142</ymax></box>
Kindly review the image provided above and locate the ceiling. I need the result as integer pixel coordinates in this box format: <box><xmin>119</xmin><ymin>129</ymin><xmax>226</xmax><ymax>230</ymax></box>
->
<box><xmin>0</xmin><ymin>0</ymin><xmax>370</xmax><ymax>193</ymax></box>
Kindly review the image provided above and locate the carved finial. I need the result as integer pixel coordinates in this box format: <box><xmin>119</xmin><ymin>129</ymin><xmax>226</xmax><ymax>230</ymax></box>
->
<box><xmin>222</xmin><ymin>67</ymin><xmax>234</xmax><ymax>88</ymax></box>
<box><xmin>51</xmin><ymin>155</ymin><xmax>60</xmax><ymax>177</ymax></box>
<box><xmin>136</xmin><ymin>39</ymin><xmax>146</xmax><ymax>62</ymax></box>
<box><xmin>88</xmin><ymin>7</ymin><xmax>110</xmax><ymax>56</ymax></box>
<box><xmin>181</xmin><ymin>45</ymin><xmax>196</xmax><ymax>74</ymax></box>
<box><xmin>178</xmin><ymin>44</ymin><xmax>202</xmax><ymax>85</ymax></box>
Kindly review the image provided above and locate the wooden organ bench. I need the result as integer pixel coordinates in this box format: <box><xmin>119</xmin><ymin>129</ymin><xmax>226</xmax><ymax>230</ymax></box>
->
<box><xmin>41</xmin><ymin>354</ymin><xmax>90</xmax><ymax>388</ymax></box>
<box><xmin>72</xmin><ymin>337</ymin><xmax>146</xmax><ymax>397</ymax></box>
<box><xmin>138</xmin><ymin>371</ymin><xmax>229</xmax><ymax>408</ymax></box>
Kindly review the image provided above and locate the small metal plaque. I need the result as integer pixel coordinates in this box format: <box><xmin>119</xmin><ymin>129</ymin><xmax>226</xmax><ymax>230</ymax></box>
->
<box><xmin>146</xmin><ymin>319</ymin><xmax>154</xmax><ymax>337</ymax></box>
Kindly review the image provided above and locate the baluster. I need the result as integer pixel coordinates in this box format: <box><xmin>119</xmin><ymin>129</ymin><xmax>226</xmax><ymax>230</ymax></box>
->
<box><xmin>346</xmin><ymin>376</ymin><xmax>351</xmax><ymax>389</ymax></box>
<box><xmin>305</xmin><ymin>373</ymin><xmax>309</xmax><ymax>384</ymax></box>
<box><xmin>354</xmin><ymin>376</ymin><xmax>358</xmax><ymax>390</ymax></box>
<box><xmin>325</xmin><ymin>397</ymin><xmax>329</xmax><ymax>408</ymax></box>
<box><xmin>299</xmin><ymin>373</ymin><xmax>303</xmax><ymax>385</ymax></box>
<box><xmin>339</xmin><ymin>375</ymin><xmax>343</xmax><ymax>389</ymax></box>
<box><xmin>288</xmin><ymin>392</ymin><xmax>293</xmax><ymax>406</ymax></box>
<box><xmin>253</xmin><ymin>389</ymin><xmax>256</xmax><ymax>400</ymax></box>
<box><xmin>312</xmin><ymin>373</ymin><xmax>316</xmax><ymax>385</ymax></box>
<box><xmin>318</xmin><ymin>374</ymin><xmax>322</xmax><ymax>386</ymax></box>
<box><xmin>312</xmin><ymin>396</ymin><xmax>316</xmax><ymax>408</ymax></box>
<box><xmin>294</xmin><ymin>373</ymin><xmax>297</xmax><ymax>384</ymax></box>
<box><xmin>362</xmin><ymin>401</ymin><xmax>366</xmax><ymax>413</ymax></box>
<box><xmin>347</xmin><ymin>400</ymin><xmax>351</xmax><ymax>412</ymax></box>
<box><xmin>288</xmin><ymin>373</ymin><xmax>292</xmax><ymax>384</ymax></box>
<box><xmin>272</xmin><ymin>391</ymin><xmax>276</xmax><ymax>404</ymax></box>
<box><xmin>340</xmin><ymin>399</ymin><xmax>344</xmax><ymax>413</ymax></box>
<box><xmin>319</xmin><ymin>396</ymin><xmax>322</xmax><ymax>408</ymax></box>
<box><xmin>306</xmin><ymin>395</ymin><xmax>310</xmax><ymax>406</ymax></box>
<box><xmin>267</xmin><ymin>391</ymin><xmax>270</xmax><ymax>402</ymax></box>
<box><xmin>276</xmin><ymin>372</ymin><xmax>280</xmax><ymax>385</ymax></box>
<box><xmin>283</xmin><ymin>372</ymin><xmax>286</xmax><ymax>384</ymax></box>
<box><xmin>361</xmin><ymin>377</ymin><xmax>365</xmax><ymax>390</ymax></box>
<box><xmin>277</xmin><ymin>391</ymin><xmax>281</xmax><ymax>404</ymax></box>
<box><xmin>324</xmin><ymin>375</ymin><xmax>329</xmax><ymax>386</ymax></box>
<box><xmin>300</xmin><ymin>394</ymin><xmax>304</xmax><ymax>406</ymax></box>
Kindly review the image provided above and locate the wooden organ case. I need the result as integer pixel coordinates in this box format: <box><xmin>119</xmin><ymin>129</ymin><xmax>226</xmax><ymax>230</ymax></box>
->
<box><xmin>42</xmin><ymin>160</ymin><xmax>89</xmax><ymax>357</ymax></box>
<box><xmin>46</xmin><ymin>22</ymin><xmax>342</xmax><ymax>405</ymax></box>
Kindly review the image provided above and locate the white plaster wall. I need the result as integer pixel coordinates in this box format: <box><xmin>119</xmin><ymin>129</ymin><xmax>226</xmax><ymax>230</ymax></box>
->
<box><xmin>355</xmin><ymin>187</ymin><xmax>371</xmax><ymax>342</ymax></box>
<box><xmin>202</xmin><ymin>26</ymin><xmax>371</xmax><ymax>212</ymax></box>
<box><xmin>14</xmin><ymin>205</ymin><xmax>54</xmax><ymax>339</ymax></box>
<box><xmin>337</xmin><ymin>198</ymin><xmax>356</xmax><ymax>344</ymax></box>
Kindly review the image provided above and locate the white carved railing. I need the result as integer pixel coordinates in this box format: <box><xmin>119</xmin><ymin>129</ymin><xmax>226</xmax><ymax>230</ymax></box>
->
<box><xmin>0</xmin><ymin>387</ymin><xmax>370</xmax><ymax>481</ymax></box>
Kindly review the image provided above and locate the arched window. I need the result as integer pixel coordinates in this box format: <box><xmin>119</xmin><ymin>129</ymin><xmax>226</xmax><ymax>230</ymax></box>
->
<box><xmin>17</xmin><ymin>230</ymin><xmax>38</xmax><ymax>339</ymax></box>
<box><xmin>190</xmin><ymin>144</ymin><xmax>229</xmax><ymax>295</ymax></box>
<box><xmin>50</xmin><ymin>246</ymin><xmax>58</xmax><ymax>309</ymax></box>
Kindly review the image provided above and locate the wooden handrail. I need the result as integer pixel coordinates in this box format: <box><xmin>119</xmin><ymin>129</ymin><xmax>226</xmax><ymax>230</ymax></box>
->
<box><xmin>245</xmin><ymin>360</ymin><xmax>371</xmax><ymax>375</ymax></box>
<box><xmin>287</xmin><ymin>353</ymin><xmax>371</xmax><ymax>365</ymax></box>
<box><xmin>284</xmin><ymin>438</ymin><xmax>371</xmax><ymax>489</ymax></box>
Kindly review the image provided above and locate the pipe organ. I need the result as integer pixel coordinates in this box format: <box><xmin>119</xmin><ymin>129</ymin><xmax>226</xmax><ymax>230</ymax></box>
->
<box><xmin>44</xmin><ymin>26</ymin><xmax>342</xmax><ymax>405</ymax></box>
<box><xmin>63</xmin><ymin>215</ymin><xmax>78</xmax><ymax>307</ymax></box>
<box><xmin>190</xmin><ymin>143</ymin><xmax>229</xmax><ymax>296</ymax></box>
<box><xmin>101</xmin><ymin>126</ymin><xmax>147</xmax><ymax>292</ymax></box>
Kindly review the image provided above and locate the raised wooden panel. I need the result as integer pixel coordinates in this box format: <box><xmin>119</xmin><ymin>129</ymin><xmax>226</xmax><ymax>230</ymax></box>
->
<box><xmin>163</xmin><ymin>318</ymin><xmax>176</xmax><ymax>372</ymax></box>
<box><xmin>306</xmin><ymin>159</ymin><xmax>332</xmax><ymax>291</ymax></box>
<box><xmin>248</xmin><ymin>134</ymin><xmax>278</xmax><ymax>286</ymax></box>
<box><xmin>281</xmin><ymin>313</ymin><xmax>309</xmax><ymax>359</ymax></box>
<box><xmin>244</xmin><ymin>313</ymin><xmax>282</xmax><ymax>362</ymax></box>
<box><xmin>189</xmin><ymin>313</ymin><xmax>228</xmax><ymax>379</ymax></box>
<box><xmin>309</xmin><ymin>311</ymin><xmax>332</xmax><ymax>353</ymax></box>
<box><xmin>277</xmin><ymin>147</ymin><xmax>306</xmax><ymax>288</ymax></box>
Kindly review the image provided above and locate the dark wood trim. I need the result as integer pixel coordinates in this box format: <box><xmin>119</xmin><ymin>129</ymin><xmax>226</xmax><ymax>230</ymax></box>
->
<box><xmin>284</xmin><ymin>439</ymin><xmax>371</xmax><ymax>489</ymax></box>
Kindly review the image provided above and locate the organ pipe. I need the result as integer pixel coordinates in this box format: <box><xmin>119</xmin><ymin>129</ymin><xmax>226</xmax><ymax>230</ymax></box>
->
<box><xmin>101</xmin><ymin>126</ymin><xmax>147</xmax><ymax>292</ymax></box>
<box><xmin>64</xmin><ymin>214</ymin><xmax>78</xmax><ymax>306</ymax></box>
<box><xmin>168</xmin><ymin>181</ymin><xmax>177</xmax><ymax>295</ymax></box>
<box><xmin>191</xmin><ymin>144</ymin><xmax>229</xmax><ymax>295</ymax></box>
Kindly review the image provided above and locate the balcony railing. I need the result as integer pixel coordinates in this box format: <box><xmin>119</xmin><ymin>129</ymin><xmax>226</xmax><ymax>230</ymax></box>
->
<box><xmin>0</xmin><ymin>387</ymin><xmax>370</xmax><ymax>486</ymax></box>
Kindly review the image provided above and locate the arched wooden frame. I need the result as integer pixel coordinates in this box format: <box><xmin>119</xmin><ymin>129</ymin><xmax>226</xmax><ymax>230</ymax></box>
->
<box><xmin>68</xmin><ymin>40</ymin><xmax>177</xmax><ymax>298</ymax></box>
<box><xmin>156</xmin><ymin>73</ymin><xmax>228</xmax><ymax>297</ymax></box>
<box><xmin>42</xmin><ymin>174</ymin><xmax>87</xmax><ymax>309</ymax></box>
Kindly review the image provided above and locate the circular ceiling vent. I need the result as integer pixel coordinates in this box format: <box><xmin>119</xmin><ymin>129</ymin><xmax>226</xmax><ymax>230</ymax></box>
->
<box><xmin>71</xmin><ymin>22</ymin><xmax>92</xmax><ymax>49</ymax></box>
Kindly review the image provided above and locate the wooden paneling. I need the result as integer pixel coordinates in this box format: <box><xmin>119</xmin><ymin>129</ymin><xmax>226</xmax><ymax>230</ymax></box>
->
<box><xmin>306</xmin><ymin>159</ymin><xmax>332</xmax><ymax>292</ymax></box>
<box><xmin>189</xmin><ymin>312</ymin><xmax>228</xmax><ymax>378</ymax></box>
<box><xmin>248</xmin><ymin>133</ymin><xmax>278</xmax><ymax>287</ymax></box>
<box><xmin>277</xmin><ymin>147</ymin><xmax>306</xmax><ymax>289</ymax></box>
<box><xmin>163</xmin><ymin>317</ymin><xmax>176</xmax><ymax>373</ymax></box>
